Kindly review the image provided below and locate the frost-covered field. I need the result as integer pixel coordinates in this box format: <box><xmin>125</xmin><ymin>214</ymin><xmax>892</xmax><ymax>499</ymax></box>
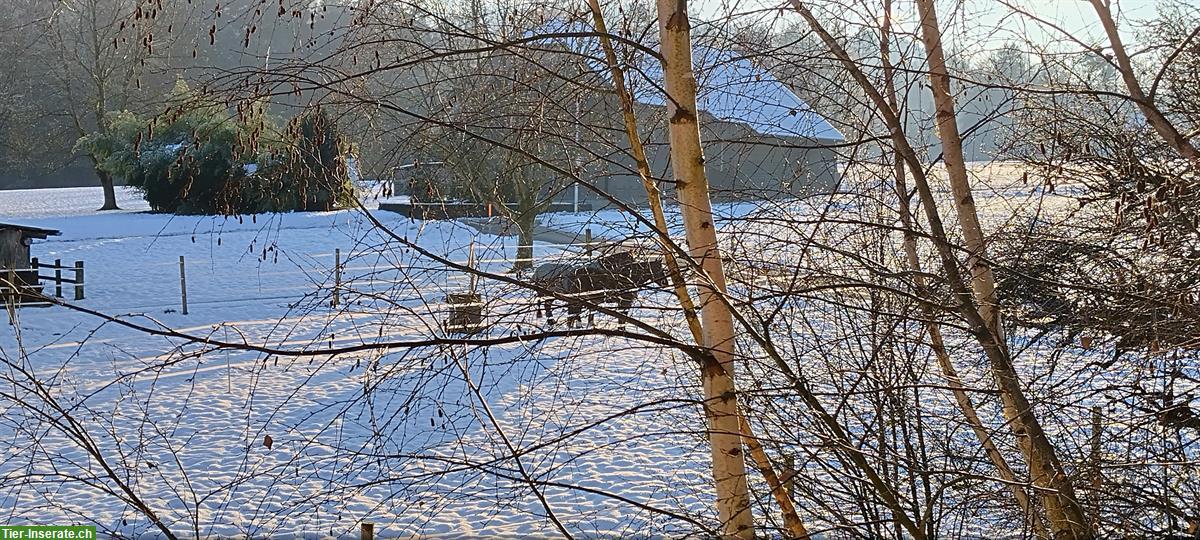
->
<box><xmin>0</xmin><ymin>186</ymin><xmax>151</xmax><ymax>218</ymax></box>
<box><xmin>0</xmin><ymin>187</ymin><xmax>714</xmax><ymax>538</ymax></box>
<box><xmin>2</xmin><ymin>178</ymin><xmax>1192</xmax><ymax>537</ymax></box>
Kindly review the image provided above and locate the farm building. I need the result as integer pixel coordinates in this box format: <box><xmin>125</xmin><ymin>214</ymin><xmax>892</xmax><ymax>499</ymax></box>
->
<box><xmin>0</xmin><ymin>222</ymin><xmax>61</xmax><ymax>302</ymax></box>
<box><xmin>578</xmin><ymin>44</ymin><xmax>844</xmax><ymax>208</ymax></box>
<box><xmin>391</xmin><ymin>32</ymin><xmax>843</xmax><ymax>212</ymax></box>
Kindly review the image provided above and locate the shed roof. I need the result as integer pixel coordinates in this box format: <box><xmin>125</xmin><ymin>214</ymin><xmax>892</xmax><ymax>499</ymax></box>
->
<box><xmin>528</xmin><ymin>23</ymin><xmax>845</xmax><ymax>142</ymax></box>
<box><xmin>0</xmin><ymin>222</ymin><xmax>62</xmax><ymax>239</ymax></box>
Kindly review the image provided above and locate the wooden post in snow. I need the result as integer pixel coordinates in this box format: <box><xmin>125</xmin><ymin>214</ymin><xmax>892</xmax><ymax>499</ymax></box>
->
<box><xmin>5</xmin><ymin>268</ymin><xmax>14</xmax><ymax>324</ymax></box>
<box><xmin>360</xmin><ymin>522</ymin><xmax>373</xmax><ymax>540</ymax></box>
<box><xmin>333</xmin><ymin>248</ymin><xmax>342</xmax><ymax>309</ymax></box>
<box><xmin>178</xmin><ymin>256</ymin><xmax>188</xmax><ymax>315</ymax></box>
<box><xmin>584</xmin><ymin>228</ymin><xmax>593</xmax><ymax>255</ymax></box>
<box><xmin>54</xmin><ymin>258</ymin><xmax>63</xmax><ymax>298</ymax></box>
<box><xmin>30</xmin><ymin>257</ymin><xmax>39</xmax><ymax>295</ymax></box>
<box><xmin>73</xmin><ymin>261</ymin><xmax>84</xmax><ymax>301</ymax></box>
<box><xmin>468</xmin><ymin>240</ymin><xmax>477</xmax><ymax>293</ymax></box>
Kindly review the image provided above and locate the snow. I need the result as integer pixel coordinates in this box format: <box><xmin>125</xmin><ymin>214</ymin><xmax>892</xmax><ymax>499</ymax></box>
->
<box><xmin>0</xmin><ymin>186</ymin><xmax>151</xmax><ymax>219</ymax></box>
<box><xmin>0</xmin><ymin>187</ymin><xmax>714</xmax><ymax>538</ymax></box>
<box><xmin>2</xmin><ymin>177</ymin><xmax>1191</xmax><ymax>536</ymax></box>
<box><xmin>0</xmin><ymin>186</ymin><xmax>957</xmax><ymax>539</ymax></box>
<box><xmin>639</xmin><ymin>46</ymin><xmax>845</xmax><ymax>141</ymax></box>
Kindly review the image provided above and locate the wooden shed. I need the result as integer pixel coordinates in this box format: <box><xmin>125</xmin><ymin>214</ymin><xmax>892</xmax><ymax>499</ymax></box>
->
<box><xmin>1</xmin><ymin>222</ymin><xmax>61</xmax><ymax>302</ymax></box>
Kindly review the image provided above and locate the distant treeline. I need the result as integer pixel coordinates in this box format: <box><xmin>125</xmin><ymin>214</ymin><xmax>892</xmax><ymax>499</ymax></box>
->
<box><xmin>0</xmin><ymin>0</ymin><xmax>356</xmax><ymax>195</ymax></box>
<box><xmin>0</xmin><ymin>161</ymin><xmax>102</xmax><ymax>190</ymax></box>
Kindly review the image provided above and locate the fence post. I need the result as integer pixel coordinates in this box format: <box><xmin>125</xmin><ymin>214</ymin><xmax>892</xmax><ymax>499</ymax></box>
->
<box><xmin>468</xmin><ymin>240</ymin><xmax>477</xmax><ymax>293</ymax></box>
<box><xmin>54</xmin><ymin>258</ymin><xmax>62</xmax><ymax>298</ymax></box>
<box><xmin>584</xmin><ymin>228</ymin><xmax>593</xmax><ymax>255</ymax></box>
<box><xmin>28</xmin><ymin>258</ymin><xmax>38</xmax><ymax>298</ymax></box>
<box><xmin>73</xmin><ymin>261</ymin><xmax>84</xmax><ymax>300</ymax></box>
<box><xmin>333</xmin><ymin>248</ymin><xmax>341</xmax><ymax>309</ymax></box>
<box><xmin>178</xmin><ymin>256</ymin><xmax>188</xmax><ymax>315</ymax></box>
<box><xmin>360</xmin><ymin>522</ymin><xmax>374</xmax><ymax>540</ymax></box>
<box><xmin>6</xmin><ymin>268</ymin><xmax>14</xmax><ymax>325</ymax></box>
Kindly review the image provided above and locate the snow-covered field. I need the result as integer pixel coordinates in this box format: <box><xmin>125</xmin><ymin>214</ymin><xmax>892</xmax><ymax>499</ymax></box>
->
<box><xmin>2</xmin><ymin>179</ymin><xmax>1193</xmax><ymax>537</ymax></box>
<box><xmin>0</xmin><ymin>186</ymin><xmax>151</xmax><ymax>219</ymax></box>
<box><xmin>0</xmin><ymin>187</ymin><xmax>714</xmax><ymax>538</ymax></box>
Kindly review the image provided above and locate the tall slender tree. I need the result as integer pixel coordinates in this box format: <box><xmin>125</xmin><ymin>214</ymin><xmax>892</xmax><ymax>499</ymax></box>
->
<box><xmin>655</xmin><ymin>1</ymin><xmax>755</xmax><ymax>536</ymax></box>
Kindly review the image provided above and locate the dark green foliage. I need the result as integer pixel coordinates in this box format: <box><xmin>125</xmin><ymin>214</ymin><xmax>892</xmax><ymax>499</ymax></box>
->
<box><xmin>77</xmin><ymin>90</ymin><xmax>354</xmax><ymax>215</ymax></box>
<box><xmin>132</xmin><ymin>115</ymin><xmax>244</xmax><ymax>214</ymax></box>
<box><xmin>265</xmin><ymin>109</ymin><xmax>356</xmax><ymax>212</ymax></box>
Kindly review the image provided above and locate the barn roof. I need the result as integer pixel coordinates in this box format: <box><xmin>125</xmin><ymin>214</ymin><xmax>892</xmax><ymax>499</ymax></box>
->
<box><xmin>526</xmin><ymin>23</ymin><xmax>844</xmax><ymax>142</ymax></box>
<box><xmin>0</xmin><ymin>222</ymin><xmax>62</xmax><ymax>239</ymax></box>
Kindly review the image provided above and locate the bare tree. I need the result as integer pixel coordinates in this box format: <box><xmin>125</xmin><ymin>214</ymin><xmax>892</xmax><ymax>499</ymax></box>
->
<box><xmin>655</xmin><ymin>0</ymin><xmax>755</xmax><ymax>536</ymax></box>
<box><xmin>33</xmin><ymin>0</ymin><xmax>166</xmax><ymax>209</ymax></box>
<box><xmin>5</xmin><ymin>1</ymin><xmax>1200</xmax><ymax>538</ymax></box>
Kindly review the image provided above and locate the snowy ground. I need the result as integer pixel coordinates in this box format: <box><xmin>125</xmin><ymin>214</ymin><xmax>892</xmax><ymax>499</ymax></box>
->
<box><xmin>2</xmin><ymin>179</ymin><xmax>1189</xmax><ymax>537</ymax></box>
<box><xmin>0</xmin><ymin>186</ymin><xmax>151</xmax><ymax>219</ymax></box>
<box><xmin>0</xmin><ymin>187</ymin><xmax>715</xmax><ymax>538</ymax></box>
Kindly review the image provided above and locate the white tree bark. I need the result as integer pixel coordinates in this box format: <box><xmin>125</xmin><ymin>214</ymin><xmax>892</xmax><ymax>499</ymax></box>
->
<box><xmin>791</xmin><ymin>1</ymin><xmax>1093</xmax><ymax>536</ymax></box>
<box><xmin>655</xmin><ymin>1</ymin><xmax>755</xmax><ymax>536</ymax></box>
<box><xmin>879</xmin><ymin>5</ymin><xmax>1043</xmax><ymax>535</ymax></box>
<box><xmin>911</xmin><ymin>1</ymin><xmax>1092</xmax><ymax>536</ymax></box>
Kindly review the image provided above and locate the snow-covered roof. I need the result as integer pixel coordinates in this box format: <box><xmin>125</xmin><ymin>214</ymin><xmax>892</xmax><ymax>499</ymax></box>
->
<box><xmin>0</xmin><ymin>222</ymin><xmax>61</xmax><ymax>238</ymax></box>
<box><xmin>527</xmin><ymin>23</ymin><xmax>844</xmax><ymax>142</ymax></box>
<box><xmin>644</xmin><ymin>46</ymin><xmax>843</xmax><ymax>141</ymax></box>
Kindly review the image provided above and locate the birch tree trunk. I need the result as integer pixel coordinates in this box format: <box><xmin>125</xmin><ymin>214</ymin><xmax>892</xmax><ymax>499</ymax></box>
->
<box><xmin>878</xmin><ymin>5</ymin><xmax>1043</xmax><ymax>535</ymax></box>
<box><xmin>911</xmin><ymin>0</ymin><xmax>1001</xmax><ymax>334</ymax></box>
<box><xmin>911</xmin><ymin>1</ymin><xmax>1093</xmax><ymax>536</ymax></box>
<box><xmin>586</xmin><ymin>6</ymin><xmax>811</xmax><ymax>535</ymax></box>
<box><xmin>790</xmin><ymin>1</ymin><xmax>1093</xmax><ymax>536</ymax></box>
<box><xmin>655</xmin><ymin>1</ymin><xmax>755</xmax><ymax>536</ymax></box>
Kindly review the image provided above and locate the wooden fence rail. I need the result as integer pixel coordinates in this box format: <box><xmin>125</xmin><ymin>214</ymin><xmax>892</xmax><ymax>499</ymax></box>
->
<box><xmin>16</xmin><ymin>258</ymin><xmax>85</xmax><ymax>300</ymax></box>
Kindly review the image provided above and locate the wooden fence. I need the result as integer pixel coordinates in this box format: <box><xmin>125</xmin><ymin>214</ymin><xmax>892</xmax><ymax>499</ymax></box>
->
<box><xmin>31</xmin><ymin>258</ymin><xmax>85</xmax><ymax>300</ymax></box>
<box><xmin>2</xmin><ymin>259</ymin><xmax>85</xmax><ymax>307</ymax></box>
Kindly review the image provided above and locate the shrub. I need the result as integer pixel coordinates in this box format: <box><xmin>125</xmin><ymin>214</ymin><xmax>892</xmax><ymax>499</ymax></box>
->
<box><xmin>260</xmin><ymin>109</ymin><xmax>356</xmax><ymax>212</ymax></box>
<box><xmin>77</xmin><ymin>90</ymin><xmax>355</xmax><ymax>215</ymax></box>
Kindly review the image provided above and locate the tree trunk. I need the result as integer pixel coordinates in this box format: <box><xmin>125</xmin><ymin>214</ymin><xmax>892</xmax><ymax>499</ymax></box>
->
<box><xmin>790</xmin><ymin>1</ymin><xmax>1093</xmax><ymax>536</ymax></box>
<box><xmin>655</xmin><ymin>1</ymin><xmax>755</xmax><ymax>537</ymax></box>
<box><xmin>93</xmin><ymin>159</ymin><xmax>120</xmax><ymax>211</ymax></box>
<box><xmin>911</xmin><ymin>0</ymin><xmax>1000</xmax><ymax>334</ymax></box>
<box><xmin>895</xmin><ymin>174</ymin><xmax>1047</xmax><ymax>537</ymax></box>
<box><xmin>588</xmin><ymin>4</ymin><xmax>808</xmax><ymax>536</ymax></box>
<box><xmin>514</xmin><ymin>212</ymin><xmax>535</xmax><ymax>271</ymax></box>
<box><xmin>912</xmin><ymin>1</ymin><xmax>1093</xmax><ymax>536</ymax></box>
<box><xmin>879</xmin><ymin>5</ymin><xmax>1044</xmax><ymax>535</ymax></box>
<box><xmin>586</xmin><ymin>0</ymin><xmax>704</xmax><ymax>344</ymax></box>
<box><xmin>1088</xmin><ymin>0</ymin><xmax>1199</xmax><ymax>165</ymax></box>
